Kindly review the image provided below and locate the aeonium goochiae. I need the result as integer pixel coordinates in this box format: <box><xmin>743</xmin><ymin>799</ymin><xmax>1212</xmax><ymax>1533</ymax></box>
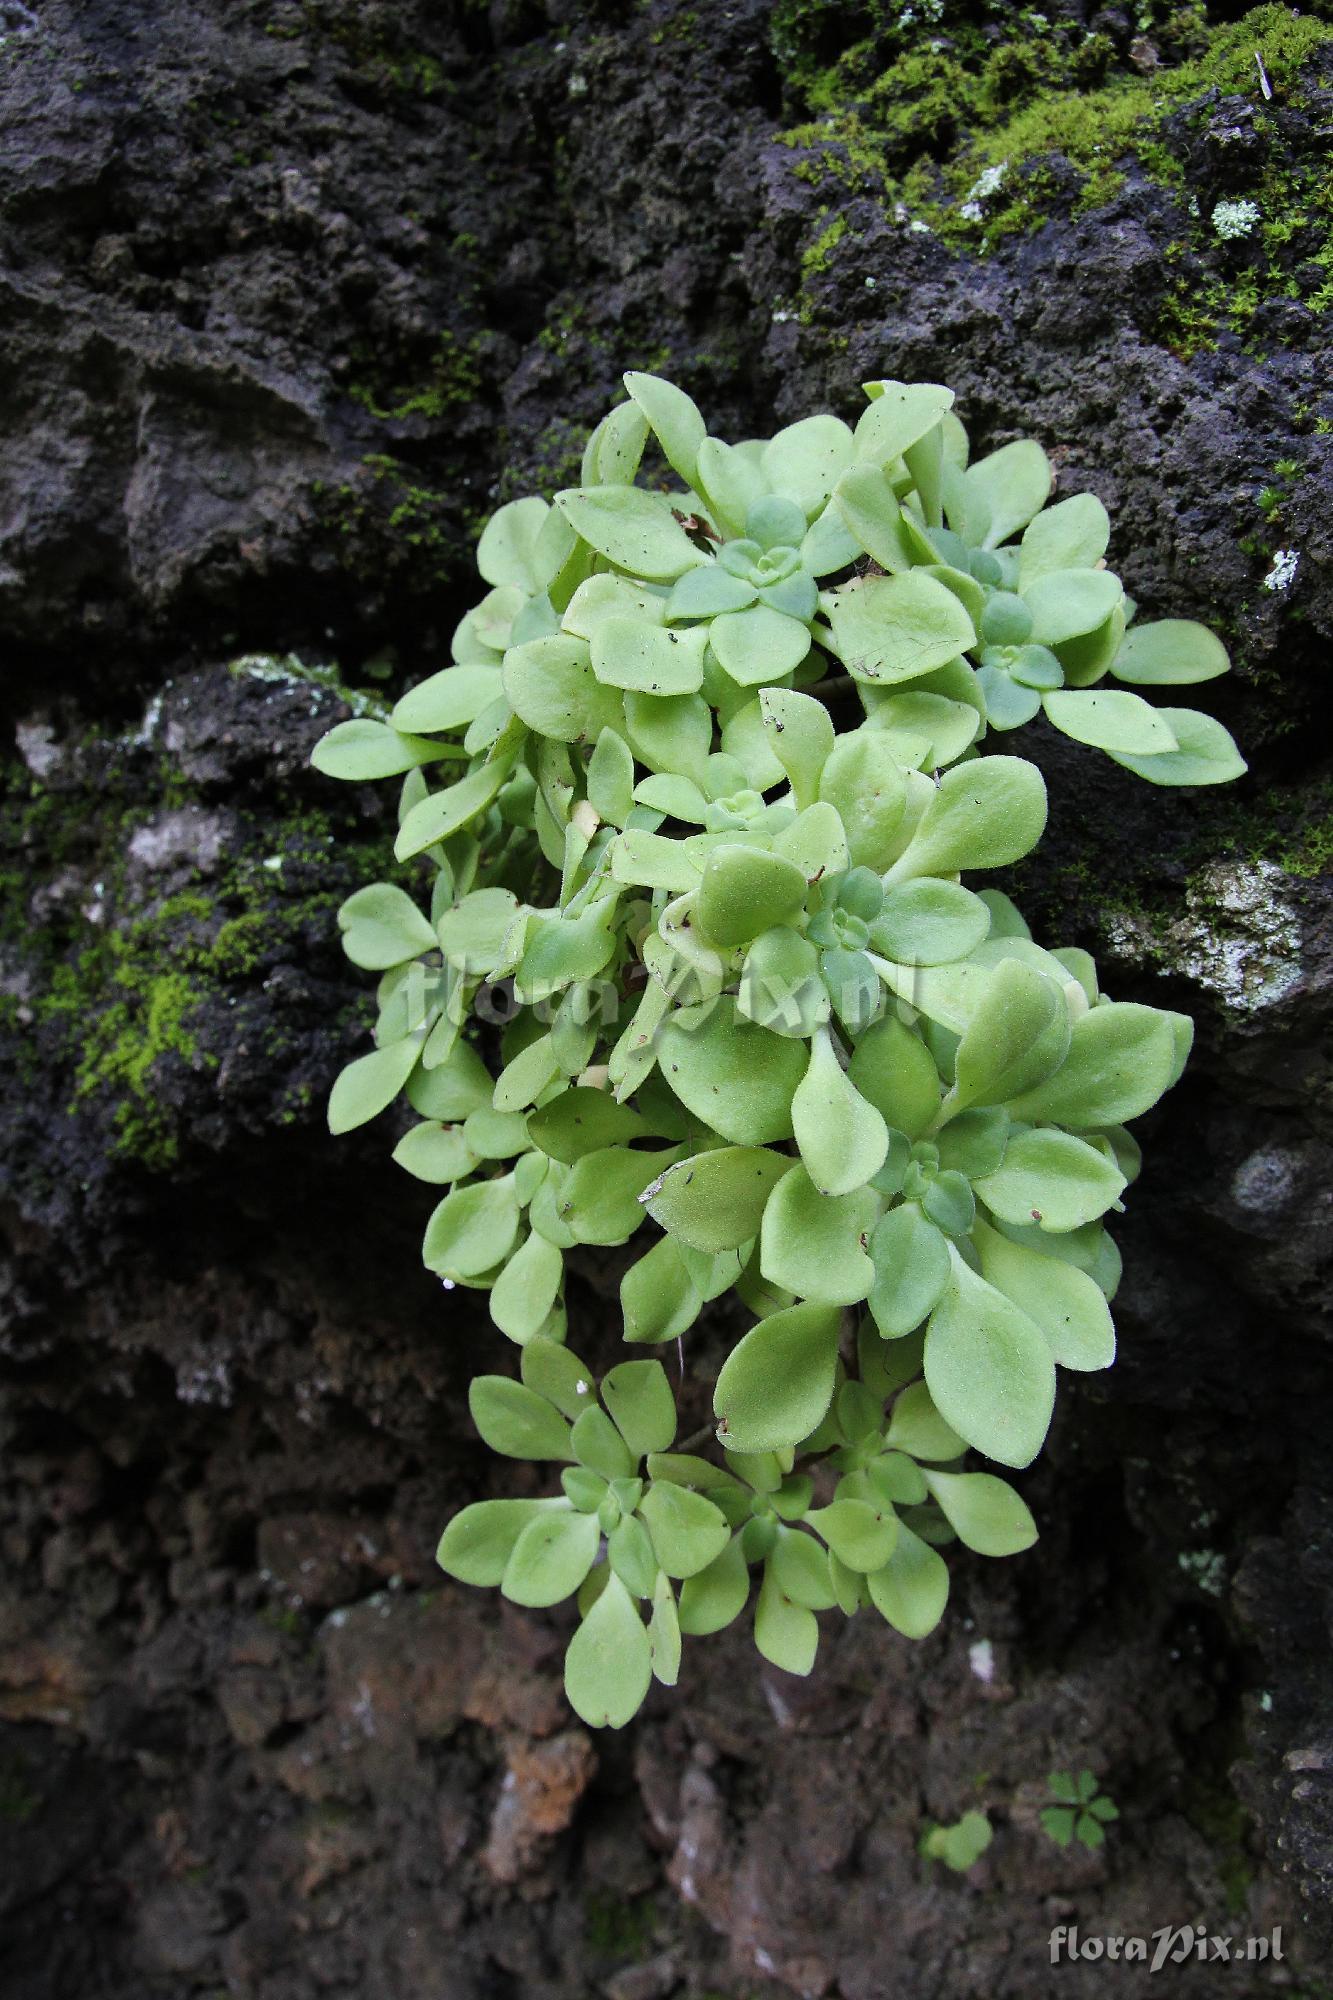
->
<box><xmin>312</xmin><ymin>370</ymin><xmax>1243</xmax><ymax>1728</ymax></box>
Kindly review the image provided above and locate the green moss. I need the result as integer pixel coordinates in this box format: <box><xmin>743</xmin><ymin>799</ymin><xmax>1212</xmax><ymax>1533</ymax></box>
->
<box><xmin>582</xmin><ymin>1889</ymin><xmax>658</xmax><ymax>1959</ymax></box>
<box><xmin>0</xmin><ymin>1753</ymin><xmax>41</xmax><ymax>1824</ymax></box>
<box><xmin>778</xmin><ymin>3</ymin><xmax>1333</xmax><ymax>353</ymax></box>
<box><xmin>348</xmin><ymin>330</ymin><xmax>485</xmax><ymax>423</ymax></box>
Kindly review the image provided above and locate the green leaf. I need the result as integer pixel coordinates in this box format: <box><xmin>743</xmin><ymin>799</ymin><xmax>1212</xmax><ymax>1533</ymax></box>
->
<box><xmin>848</xmin><ymin>1017</ymin><xmax>942</xmax><ymax>1139</ymax></box>
<box><xmin>527</xmin><ymin>1087</ymin><xmax>649</xmax><ymax>1163</ymax></box>
<box><xmin>502</xmin><ymin>1508</ymin><xmax>600</xmax><ymax>1606</ymax></box>
<box><xmin>923</xmin><ymin>1253</ymin><xmax>1056</xmax><ymax>1469</ymax></box>
<box><xmin>1111</xmin><ymin>618</ymin><xmax>1229</xmax><ymax>686</ymax></box>
<box><xmin>650</xmin><ymin>1572</ymin><xmax>683</xmax><ymax>1685</ymax></box>
<box><xmin>947</xmin><ymin>959</ymin><xmax>1071</xmax><ymax>1114</ymax></box>
<box><xmin>885</xmin><ymin>1379</ymin><xmax>966</xmax><ymax>1460</ymax></box>
<box><xmin>642</xmin><ymin>1145</ymin><xmax>791</xmax><ymax>1252</ymax></box>
<box><xmin>611</xmin><ymin>827</ymin><xmax>702</xmax><ymax>892</ymax></box>
<box><xmin>521</xmin><ymin>1338</ymin><xmax>596</xmax><ymax>1420</ymax></box>
<box><xmin>504</xmin><ymin>634</ymin><xmax>623</xmax><ymax>744</ymax></box>
<box><xmin>591</xmin><ymin>615</ymin><xmax>708</xmax><ymax>695</ymax></box>
<box><xmin>656</xmin><ymin>997</ymin><xmax>804</xmax><ymax>1146</ymax></box>
<box><xmin>391</xmin><ymin>663</ymin><xmax>506</xmax><ymax>734</ymax></box>
<box><xmin>870</xmin><ymin>880</ymin><xmax>991</xmax><ymax>967</ymax></box>
<box><xmin>713</xmin><ymin>1302</ymin><xmax>843</xmax><ymax>1454</ymax></box>
<box><xmin>922</xmin><ymin>1469</ymin><xmax>1037</xmax><ymax>1555</ymax></box>
<box><xmin>394</xmin><ymin>761</ymin><xmax>512</xmax><ymax>861</ymax></box>
<box><xmin>694</xmin><ymin>843</ymin><xmax>808</xmax><ymax>947</ymax></box>
<box><xmin>828</xmin><ymin>572</ymin><xmax>977</xmax><ymax>688</ymax></box>
<box><xmin>407</xmin><ymin>1036</ymin><xmax>493</xmax><ymax>1120</ymax></box>
<box><xmin>854</xmin><ymin>380</ymin><xmax>955</xmax><ymax>464</ymax></box>
<box><xmin>762</xmin><ymin>413</ymin><xmax>854</xmax><ymax>515</ymax></box>
<box><xmin>922</xmin><ymin>1812</ymin><xmax>994</xmax><ymax>1872</ymax></box>
<box><xmin>678</xmin><ymin>1534</ymin><xmax>752</xmax><ymax>1634</ymax></box>
<box><xmin>587</xmin><ymin>727</ymin><xmax>636</xmax><ymax>827</ymax></box>
<box><xmin>963</xmin><ymin>437</ymin><xmax>1052</xmax><ymax>546</ymax></box>
<box><xmin>608</xmin><ymin>1512</ymin><xmax>660</xmax><ymax>1598</ymax></box>
<box><xmin>571</xmin><ymin>1405</ymin><xmax>637</xmax><ymax>1480</ymax></box>
<box><xmin>621</xmin><ymin>1234</ymin><xmax>703</xmax><ymax>1344</ymax></box>
<box><xmin>493</xmin><ymin>1033</ymin><xmax>561</xmax><ymax>1115</ymax></box>
<box><xmin>806</xmin><ymin>1498</ymin><xmax>897</xmax><ymax>1573</ymax></box>
<box><xmin>754</xmin><ymin>687</ymin><xmax>832</xmax><ymax>810</ymax></box>
<box><xmin>1018</xmin><ymin>491</ymin><xmax>1111</xmax><ymax>585</ymax></box>
<box><xmin>709</xmin><ymin>604</ymin><xmax>813</xmax><ymax>686</ymax></box>
<box><xmin>1105</xmin><ymin>707</ymin><xmax>1246</xmax><ymax>785</ymax></box>
<box><xmin>421</xmin><ymin>1177</ymin><xmax>520</xmax><ymax>1280</ymax></box>
<box><xmin>585</xmin><ymin>400</ymin><xmax>650</xmax><ymax>486</ymax></box>
<box><xmin>490</xmin><ymin>1231</ymin><xmax>564</xmax><ymax>1344</ymax></box>
<box><xmin>638</xmin><ymin>1481</ymin><xmax>731</xmax><ymax>1579</ymax></box>
<box><xmin>1040</xmin><ymin>1805</ymin><xmax>1076</xmax><ymax>1847</ymax></box>
<box><xmin>1023</xmin><ymin>568</ymin><xmax>1123</xmax><ymax>646</ymax></box>
<box><xmin>866</xmin><ymin>1521</ymin><xmax>949</xmax><ymax>1638</ymax></box>
<box><xmin>935</xmin><ymin>1107</ymin><xmax>1009</xmax><ymax>1179</ymax></box>
<box><xmin>738</xmin><ymin>926</ymin><xmax>831</xmax><ymax>1037</ymax></box>
<box><xmin>974</xmin><ymin>1127</ymin><xmax>1126</xmax><ymax>1232</ymax></box>
<box><xmin>312</xmin><ymin>719</ymin><xmax>453</xmax><ymax>782</ymax></box>
<box><xmin>328</xmin><ymin>1034</ymin><xmax>421</xmax><ymax>1134</ymax></box>
<box><xmin>555</xmin><ymin>484</ymin><xmax>705</xmax><ymax>582</ymax></box>
<box><xmin>695</xmin><ymin>436</ymin><xmax>767</xmax><ymax>537</ymax></box>
<box><xmin>337</xmin><ymin>884</ymin><xmax>439</xmax><ymax>970</ymax></box>
<box><xmin>391</xmin><ymin>1120</ymin><xmax>478</xmax><ymax>1185</ymax></box>
<box><xmin>885</xmin><ymin>755</ymin><xmax>1047</xmax><ymax>883</ymax></box>
<box><xmin>565</xmin><ymin>1572</ymin><xmax>652</xmax><ymax>1728</ymax></box>
<box><xmin>624</xmin><ymin>371</ymin><xmax>706</xmax><ymax>487</ymax></box>
<box><xmin>603</xmin><ymin>1360</ymin><xmax>677</xmax><ymax>1458</ymax></box>
<box><xmin>817</xmin><ymin>731</ymin><xmax>907</xmax><ymax>871</ymax></box>
<box><xmin>437</xmin><ymin>1498</ymin><xmax>562</xmax><ymax>1586</ymax></box>
<box><xmin>478</xmin><ymin>495</ymin><xmax>554</xmax><ymax>590</ymax></box>
<box><xmin>1005</xmin><ymin>1001</ymin><xmax>1187</xmax><ymax>1128</ymax></box>
<box><xmin>1043</xmin><ymin>688</ymin><xmax>1178</xmax><ymax>755</ymax></box>
<box><xmin>760</xmin><ymin>1165</ymin><xmax>877</xmax><ymax>1306</ymax></box>
<box><xmin>754</xmin><ymin>1566</ymin><xmax>819</xmax><ymax>1675</ymax></box>
<box><xmin>792</xmin><ymin>1026</ymin><xmax>889</xmax><ymax>1196</ymax></box>
<box><xmin>771</xmin><ymin>801</ymin><xmax>850</xmax><ymax>882</ymax></box>
<box><xmin>867</xmin><ymin>689</ymin><xmax>980</xmax><ymax>772</ymax></box>
<box><xmin>665</xmin><ymin>563</ymin><xmax>758</xmax><ymax>620</ymax></box>
<box><xmin>469</xmin><ymin>1375</ymin><xmax>574</xmax><ymax>1461</ymax></box>
<box><xmin>833</xmin><ymin>463</ymin><xmax>919</xmax><ymax>571</ymax></box>
<box><xmin>763</xmin><ymin>1526</ymin><xmax>832</xmax><ymax>1610</ymax></box>
<box><xmin>973</xmin><ymin>1216</ymin><xmax>1115</xmax><ymax>1370</ymax></box>
<box><xmin>869</xmin><ymin>1203</ymin><xmax>952</xmax><ymax>1338</ymax></box>
<box><xmin>558</xmin><ymin>1145</ymin><xmax>675</xmax><ymax>1246</ymax></box>
<box><xmin>436</xmin><ymin>887</ymin><xmax>521</xmax><ymax>976</ymax></box>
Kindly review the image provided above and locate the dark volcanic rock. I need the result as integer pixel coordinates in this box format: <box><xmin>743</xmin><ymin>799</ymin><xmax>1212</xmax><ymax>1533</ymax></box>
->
<box><xmin>1</xmin><ymin>3</ymin><xmax>1331</xmax><ymax>1997</ymax></box>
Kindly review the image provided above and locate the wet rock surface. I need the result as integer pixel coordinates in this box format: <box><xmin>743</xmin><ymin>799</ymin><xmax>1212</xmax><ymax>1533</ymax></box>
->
<box><xmin>1</xmin><ymin>2</ymin><xmax>1331</xmax><ymax>1995</ymax></box>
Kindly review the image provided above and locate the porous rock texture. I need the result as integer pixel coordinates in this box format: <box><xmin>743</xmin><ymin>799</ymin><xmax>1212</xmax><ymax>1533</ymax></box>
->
<box><xmin>2</xmin><ymin>2</ymin><xmax>1331</xmax><ymax>1996</ymax></box>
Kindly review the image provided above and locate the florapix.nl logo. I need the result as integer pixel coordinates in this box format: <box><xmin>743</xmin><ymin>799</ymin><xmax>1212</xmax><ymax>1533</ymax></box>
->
<box><xmin>1049</xmin><ymin>1925</ymin><xmax>1283</xmax><ymax>1972</ymax></box>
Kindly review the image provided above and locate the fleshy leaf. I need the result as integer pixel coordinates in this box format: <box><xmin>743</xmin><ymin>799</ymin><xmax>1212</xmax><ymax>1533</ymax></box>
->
<box><xmin>624</xmin><ymin>371</ymin><xmax>706</xmax><ymax>487</ymax></box>
<box><xmin>792</xmin><ymin>1026</ymin><xmax>889</xmax><ymax>1196</ymax></box>
<box><xmin>817</xmin><ymin>731</ymin><xmax>907</xmax><ymax>871</ymax></box>
<box><xmin>973</xmin><ymin>1216</ymin><xmax>1115</xmax><ymax>1370</ymax></box>
<box><xmin>885</xmin><ymin>756</ymin><xmax>1047</xmax><ymax>883</ymax></box>
<box><xmin>866</xmin><ymin>1522</ymin><xmax>949</xmax><ymax>1637</ymax></box>
<box><xmin>1006</xmin><ymin>1001</ymin><xmax>1188</xmax><ymax>1128</ymax></box>
<box><xmin>328</xmin><ymin>1035</ymin><xmax>421</xmax><ymax>1135</ymax></box>
<box><xmin>923</xmin><ymin>1252</ymin><xmax>1056</xmax><ymax>1468</ymax></box>
<box><xmin>1111</xmin><ymin>619</ymin><xmax>1229</xmax><ymax>685</ymax></box>
<box><xmin>946</xmin><ymin>959</ymin><xmax>1071</xmax><ymax>1115</ymax></box>
<box><xmin>656</xmin><ymin>997</ymin><xmax>804</xmax><ymax>1146</ymax></box>
<box><xmin>884</xmin><ymin>1380</ymin><xmax>966</xmax><ymax>1460</ymax></box>
<box><xmin>591</xmin><ymin>616</ymin><xmax>708</xmax><ymax>695</ymax></box>
<box><xmin>423</xmin><ymin>1178</ymin><xmax>521</xmax><ymax>1280</ymax></box>
<box><xmin>754</xmin><ymin>1566</ymin><xmax>819</xmax><ymax>1675</ymax></box>
<box><xmin>469</xmin><ymin>1376</ymin><xmax>575</xmax><ymax>1462</ymax></box>
<box><xmin>643</xmin><ymin>1146</ymin><xmax>792</xmax><ymax>1252</ymax></box>
<box><xmin>338</xmin><ymin>885</ymin><xmax>439</xmax><ymax>970</ymax></box>
<box><xmin>694</xmin><ymin>843</ymin><xmax>809</xmax><ymax>946</ymax></box>
<box><xmin>621</xmin><ymin>1234</ymin><xmax>704</xmax><ymax>1344</ymax></box>
<box><xmin>564</xmin><ymin>1572</ymin><xmax>653</xmax><ymax>1728</ymax></box>
<box><xmin>678</xmin><ymin>1534</ymin><xmax>752</xmax><ymax>1634</ymax></box>
<box><xmin>602</xmin><ymin>1360</ymin><xmax>677</xmax><ymax>1458</ymax></box>
<box><xmin>1043</xmin><ymin>689</ymin><xmax>1178</xmax><ymax>755</ymax></box>
<box><xmin>828</xmin><ymin>572</ymin><xmax>977</xmax><ymax>687</ymax></box>
<box><xmin>490</xmin><ymin>1231</ymin><xmax>564</xmax><ymax>1344</ymax></box>
<box><xmin>870</xmin><ymin>880</ymin><xmax>991</xmax><ymax>967</ymax></box>
<box><xmin>638</xmin><ymin>1482</ymin><xmax>731</xmax><ymax>1579</ymax></box>
<box><xmin>713</xmin><ymin>1302</ymin><xmax>843</xmax><ymax>1454</ymax></box>
<box><xmin>760</xmin><ymin>1165</ymin><xmax>877</xmax><ymax>1306</ymax></box>
<box><xmin>437</xmin><ymin>1499</ymin><xmax>562</xmax><ymax>1587</ymax></box>
<box><xmin>974</xmin><ymin>1127</ymin><xmax>1126</xmax><ymax>1232</ymax></box>
<box><xmin>1018</xmin><ymin>492</ymin><xmax>1111</xmax><ymax>585</ymax></box>
<box><xmin>922</xmin><ymin>1470</ymin><xmax>1037</xmax><ymax>1557</ymax></box>
<box><xmin>1106</xmin><ymin>708</ymin><xmax>1246</xmax><ymax>786</ymax></box>
<box><xmin>555</xmin><ymin>484</ymin><xmax>705</xmax><ymax>581</ymax></box>
<box><xmin>502</xmin><ymin>1508</ymin><xmax>601</xmax><ymax>1606</ymax></box>
<box><xmin>869</xmin><ymin>1203</ymin><xmax>952</xmax><ymax>1338</ymax></box>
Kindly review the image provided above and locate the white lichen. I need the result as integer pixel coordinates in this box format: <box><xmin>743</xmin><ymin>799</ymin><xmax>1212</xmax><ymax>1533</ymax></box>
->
<box><xmin>1262</xmin><ymin>547</ymin><xmax>1299</xmax><ymax>592</ymax></box>
<box><xmin>1211</xmin><ymin>197</ymin><xmax>1261</xmax><ymax>241</ymax></box>
<box><xmin>1104</xmin><ymin>860</ymin><xmax>1302</xmax><ymax>1015</ymax></box>
<box><xmin>960</xmin><ymin>161</ymin><xmax>1007</xmax><ymax>222</ymax></box>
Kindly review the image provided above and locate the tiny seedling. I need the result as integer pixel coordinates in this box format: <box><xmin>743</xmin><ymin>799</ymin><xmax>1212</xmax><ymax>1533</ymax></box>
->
<box><xmin>1041</xmin><ymin>1769</ymin><xmax>1120</xmax><ymax>1849</ymax></box>
<box><xmin>921</xmin><ymin>1810</ymin><xmax>994</xmax><ymax>1872</ymax></box>
<box><xmin>312</xmin><ymin>371</ymin><xmax>1244</xmax><ymax>1728</ymax></box>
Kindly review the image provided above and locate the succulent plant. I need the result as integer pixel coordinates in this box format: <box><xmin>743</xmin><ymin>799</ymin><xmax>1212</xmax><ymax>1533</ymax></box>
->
<box><xmin>313</xmin><ymin>370</ymin><xmax>1243</xmax><ymax>1727</ymax></box>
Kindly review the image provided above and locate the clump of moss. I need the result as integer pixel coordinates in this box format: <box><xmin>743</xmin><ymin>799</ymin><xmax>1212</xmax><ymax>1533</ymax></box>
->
<box><xmin>778</xmin><ymin>2</ymin><xmax>1333</xmax><ymax>355</ymax></box>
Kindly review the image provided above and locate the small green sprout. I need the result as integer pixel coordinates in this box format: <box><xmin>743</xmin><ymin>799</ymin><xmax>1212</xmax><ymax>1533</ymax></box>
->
<box><xmin>1040</xmin><ymin>1769</ymin><xmax>1120</xmax><ymax>1849</ymax></box>
<box><xmin>921</xmin><ymin>1810</ymin><xmax>993</xmax><ymax>1872</ymax></box>
<box><xmin>311</xmin><ymin>369</ymin><xmax>1245</xmax><ymax>1727</ymax></box>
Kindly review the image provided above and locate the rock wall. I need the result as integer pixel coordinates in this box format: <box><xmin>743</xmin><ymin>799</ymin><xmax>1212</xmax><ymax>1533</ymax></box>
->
<box><xmin>1</xmin><ymin>3</ymin><xmax>1331</xmax><ymax>1996</ymax></box>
